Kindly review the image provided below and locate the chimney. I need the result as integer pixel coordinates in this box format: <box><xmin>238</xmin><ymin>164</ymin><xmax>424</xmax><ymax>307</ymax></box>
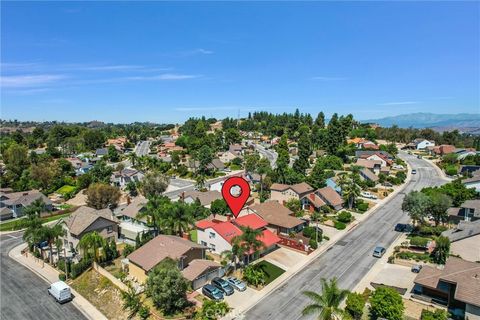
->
<box><xmin>309</xmin><ymin>193</ymin><xmax>315</xmax><ymax>201</ymax></box>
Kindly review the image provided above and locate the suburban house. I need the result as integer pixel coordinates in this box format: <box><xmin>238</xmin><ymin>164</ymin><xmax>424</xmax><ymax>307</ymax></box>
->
<box><xmin>301</xmin><ymin>192</ymin><xmax>326</xmax><ymax>212</ymax></box>
<box><xmin>188</xmin><ymin>158</ymin><xmax>226</xmax><ymax>172</ymax></box>
<box><xmin>347</xmin><ymin>138</ymin><xmax>379</xmax><ymax>150</ymax></box>
<box><xmin>95</xmin><ymin>148</ymin><xmax>108</xmax><ymax>157</ymax></box>
<box><xmin>127</xmin><ymin>235</ymin><xmax>222</xmax><ymax>289</ymax></box>
<box><xmin>442</xmin><ymin>220</ymin><xmax>480</xmax><ymax>262</ymax></box>
<box><xmin>116</xmin><ymin>197</ymin><xmax>151</xmax><ymax>241</ymax></box>
<box><xmin>355</xmin><ymin>159</ymin><xmax>382</xmax><ymax>175</ymax></box>
<box><xmin>0</xmin><ymin>190</ymin><xmax>52</xmax><ymax>220</ymax></box>
<box><xmin>182</xmin><ymin>190</ymin><xmax>223</xmax><ymax>208</ymax></box>
<box><xmin>460</xmin><ymin>165</ymin><xmax>480</xmax><ymax>175</ymax></box>
<box><xmin>60</xmin><ymin>206</ymin><xmax>118</xmax><ymax>253</ymax></box>
<box><xmin>412</xmin><ymin>138</ymin><xmax>436</xmax><ymax>150</ymax></box>
<box><xmin>431</xmin><ymin>145</ymin><xmax>456</xmax><ymax>156</ymax></box>
<box><xmin>248</xmin><ymin>201</ymin><xmax>306</xmax><ymax>235</ymax></box>
<box><xmin>195</xmin><ymin>213</ymin><xmax>280</xmax><ymax>259</ymax></box>
<box><xmin>355</xmin><ymin>150</ymin><xmax>393</xmax><ymax>160</ymax></box>
<box><xmin>229</xmin><ymin>144</ymin><xmax>243</xmax><ymax>157</ymax></box>
<box><xmin>359</xmin><ymin>168</ymin><xmax>380</xmax><ymax>184</ymax></box>
<box><xmin>448</xmin><ymin>200</ymin><xmax>480</xmax><ymax>223</ymax></box>
<box><xmin>413</xmin><ymin>257</ymin><xmax>480</xmax><ymax>319</ymax></box>
<box><xmin>106</xmin><ymin>137</ymin><xmax>127</xmax><ymax>152</ymax></box>
<box><xmin>463</xmin><ymin>175</ymin><xmax>480</xmax><ymax>193</ymax></box>
<box><xmin>270</xmin><ymin>182</ymin><xmax>314</xmax><ymax>204</ymax></box>
<box><xmin>359</xmin><ymin>152</ymin><xmax>393</xmax><ymax>167</ymax></box>
<box><xmin>218</xmin><ymin>151</ymin><xmax>238</xmax><ymax>164</ymax></box>
<box><xmin>111</xmin><ymin>168</ymin><xmax>145</xmax><ymax>188</ymax></box>
<box><xmin>326</xmin><ymin>177</ymin><xmax>342</xmax><ymax>193</ymax></box>
<box><xmin>315</xmin><ymin>187</ymin><xmax>344</xmax><ymax>211</ymax></box>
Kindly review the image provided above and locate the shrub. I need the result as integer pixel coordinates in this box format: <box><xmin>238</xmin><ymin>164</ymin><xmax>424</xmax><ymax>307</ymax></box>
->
<box><xmin>70</xmin><ymin>258</ymin><xmax>92</xmax><ymax>279</ymax></box>
<box><xmin>58</xmin><ymin>273</ymin><xmax>66</xmax><ymax>281</ymax></box>
<box><xmin>309</xmin><ymin>239</ymin><xmax>318</xmax><ymax>250</ymax></box>
<box><xmin>409</xmin><ymin>236</ymin><xmax>430</xmax><ymax>248</ymax></box>
<box><xmin>337</xmin><ymin>211</ymin><xmax>353</xmax><ymax>223</ymax></box>
<box><xmin>303</xmin><ymin>226</ymin><xmax>321</xmax><ymax>239</ymax></box>
<box><xmin>334</xmin><ymin>221</ymin><xmax>346</xmax><ymax>230</ymax></box>
<box><xmin>421</xmin><ymin>309</ymin><xmax>449</xmax><ymax>320</ymax></box>
<box><xmin>138</xmin><ymin>306</ymin><xmax>150</xmax><ymax>320</ymax></box>
<box><xmin>346</xmin><ymin>292</ymin><xmax>366</xmax><ymax>320</ymax></box>
<box><xmin>123</xmin><ymin>244</ymin><xmax>135</xmax><ymax>257</ymax></box>
<box><xmin>323</xmin><ymin>235</ymin><xmax>330</xmax><ymax>241</ymax></box>
<box><xmin>444</xmin><ymin>165</ymin><xmax>458</xmax><ymax>176</ymax></box>
<box><xmin>370</xmin><ymin>287</ymin><xmax>405</xmax><ymax>320</ymax></box>
<box><xmin>417</xmin><ymin>225</ymin><xmax>448</xmax><ymax>237</ymax></box>
<box><xmin>242</xmin><ymin>265</ymin><xmax>267</xmax><ymax>287</ymax></box>
<box><xmin>356</xmin><ymin>203</ymin><xmax>369</xmax><ymax>212</ymax></box>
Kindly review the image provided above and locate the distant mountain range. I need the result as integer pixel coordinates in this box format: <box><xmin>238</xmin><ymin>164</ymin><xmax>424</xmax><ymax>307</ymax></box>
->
<box><xmin>362</xmin><ymin>113</ymin><xmax>480</xmax><ymax>134</ymax></box>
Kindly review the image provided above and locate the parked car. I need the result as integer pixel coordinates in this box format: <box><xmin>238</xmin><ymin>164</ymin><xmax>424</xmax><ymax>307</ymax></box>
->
<box><xmin>411</xmin><ymin>169</ymin><xmax>417</xmax><ymax>174</ymax></box>
<box><xmin>211</xmin><ymin>277</ymin><xmax>234</xmax><ymax>296</ymax></box>
<box><xmin>417</xmin><ymin>155</ymin><xmax>422</xmax><ymax>159</ymax></box>
<box><xmin>360</xmin><ymin>191</ymin><xmax>378</xmax><ymax>200</ymax></box>
<box><xmin>392</xmin><ymin>165</ymin><xmax>404</xmax><ymax>170</ymax></box>
<box><xmin>202</xmin><ymin>284</ymin><xmax>224</xmax><ymax>300</ymax></box>
<box><xmin>411</xmin><ymin>265</ymin><xmax>423</xmax><ymax>273</ymax></box>
<box><xmin>373</xmin><ymin>246</ymin><xmax>386</xmax><ymax>258</ymax></box>
<box><xmin>394</xmin><ymin>223</ymin><xmax>412</xmax><ymax>232</ymax></box>
<box><xmin>48</xmin><ymin>281</ymin><xmax>73</xmax><ymax>304</ymax></box>
<box><xmin>226</xmin><ymin>277</ymin><xmax>247</xmax><ymax>292</ymax></box>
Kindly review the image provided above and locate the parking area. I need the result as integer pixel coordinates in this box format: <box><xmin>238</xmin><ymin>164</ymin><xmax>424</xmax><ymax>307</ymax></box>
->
<box><xmin>370</xmin><ymin>263</ymin><xmax>418</xmax><ymax>296</ymax></box>
<box><xmin>259</xmin><ymin>247</ymin><xmax>307</xmax><ymax>270</ymax></box>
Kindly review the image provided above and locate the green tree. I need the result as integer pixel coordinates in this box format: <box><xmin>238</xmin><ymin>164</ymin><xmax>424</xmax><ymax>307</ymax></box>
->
<box><xmin>42</xmin><ymin>223</ymin><xmax>64</xmax><ymax>264</ymax></box>
<box><xmin>121</xmin><ymin>284</ymin><xmax>143</xmax><ymax>319</ymax></box>
<box><xmin>369</xmin><ymin>287</ymin><xmax>404</xmax><ymax>320</ymax></box>
<box><xmin>138</xmin><ymin>196</ymin><xmax>170</xmax><ymax>235</ymax></box>
<box><xmin>146</xmin><ymin>259</ymin><xmax>189</xmax><ymax>315</ymax></box>
<box><xmin>345</xmin><ymin>292</ymin><xmax>366</xmax><ymax>320</ymax></box>
<box><xmin>195</xmin><ymin>299</ymin><xmax>229</xmax><ymax>320</ymax></box>
<box><xmin>86</xmin><ymin>183</ymin><xmax>121</xmax><ymax>209</ymax></box>
<box><xmin>402</xmin><ymin>191</ymin><xmax>431</xmax><ymax>226</ymax></box>
<box><xmin>77</xmin><ymin>231</ymin><xmax>107</xmax><ymax>262</ymax></box>
<box><xmin>197</xmin><ymin>145</ymin><xmax>214</xmax><ymax>174</ymax></box>
<box><xmin>3</xmin><ymin>143</ymin><xmax>29</xmax><ymax>187</ymax></box>
<box><xmin>338</xmin><ymin>173</ymin><xmax>361</xmax><ymax>209</ymax></box>
<box><xmin>161</xmin><ymin>202</ymin><xmax>195</xmax><ymax>237</ymax></box>
<box><xmin>427</xmin><ymin>193</ymin><xmax>452</xmax><ymax>226</ymax></box>
<box><xmin>293</xmin><ymin>125</ymin><xmax>312</xmax><ymax>175</ymax></box>
<box><xmin>315</xmin><ymin>112</ymin><xmax>325</xmax><ymax>128</ymax></box>
<box><xmin>139</xmin><ymin>171</ymin><xmax>170</xmax><ymax>198</ymax></box>
<box><xmin>210</xmin><ymin>199</ymin><xmax>229</xmax><ymax>216</ymax></box>
<box><xmin>301</xmin><ymin>278</ymin><xmax>349</xmax><ymax>320</ymax></box>
<box><xmin>276</xmin><ymin>135</ymin><xmax>290</xmax><ymax>183</ymax></box>
<box><xmin>237</xmin><ymin>226</ymin><xmax>264</xmax><ymax>264</ymax></box>
<box><xmin>432</xmin><ymin>236</ymin><xmax>450</xmax><ymax>265</ymax></box>
<box><xmin>107</xmin><ymin>145</ymin><xmax>120</xmax><ymax>162</ymax></box>
<box><xmin>221</xmin><ymin>241</ymin><xmax>245</xmax><ymax>273</ymax></box>
<box><xmin>420</xmin><ymin>309</ymin><xmax>449</xmax><ymax>320</ymax></box>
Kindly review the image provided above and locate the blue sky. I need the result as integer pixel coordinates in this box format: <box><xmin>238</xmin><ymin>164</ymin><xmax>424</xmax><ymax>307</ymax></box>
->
<box><xmin>1</xmin><ymin>2</ymin><xmax>479</xmax><ymax>124</ymax></box>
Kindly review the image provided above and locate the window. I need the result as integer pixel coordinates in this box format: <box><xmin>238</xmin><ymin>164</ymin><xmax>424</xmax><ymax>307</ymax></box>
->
<box><xmin>210</xmin><ymin>244</ymin><xmax>216</xmax><ymax>251</ymax></box>
<box><xmin>209</xmin><ymin>232</ymin><xmax>215</xmax><ymax>239</ymax></box>
<box><xmin>107</xmin><ymin>226</ymin><xmax>113</xmax><ymax>233</ymax></box>
<box><xmin>201</xmin><ymin>241</ymin><xmax>207</xmax><ymax>246</ymax></box>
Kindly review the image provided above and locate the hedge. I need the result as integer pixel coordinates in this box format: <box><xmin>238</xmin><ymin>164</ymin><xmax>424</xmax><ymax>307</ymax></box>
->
<box><xmin>337</xmin><ymin>211</ymin><xmax>353</xmax><ymax>223</ymax></box>
<box><xmin>409</xmin><ymin>236</ymin><xmax>429</xmax><ymax>248</ymax></box>
<box><xmin>334</xmin><ymin>221</ymin><xmax>347</xmax><ymax>230</ymax></box>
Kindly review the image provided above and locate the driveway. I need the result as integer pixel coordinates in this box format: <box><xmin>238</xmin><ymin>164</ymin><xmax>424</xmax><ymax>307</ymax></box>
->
<box><xmin>244</xmin><ymin>152</ymin><xmax>448</xmax><ymax>319</ymax></box>
<box><xmin>0</xmin><ymin>231</ymin><xmax>86</xmax><ymax>320</ymax></box>
<box><xmin>261</xmin><ymin>247</ymin><xmax>307</xmax><ymax>270</ymax></box>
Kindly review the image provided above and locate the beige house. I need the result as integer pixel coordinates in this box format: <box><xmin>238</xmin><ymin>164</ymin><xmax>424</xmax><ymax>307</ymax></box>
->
<box><xmin>60</xmin><ymin>206</ymin><xmax>118</xmax><ymax>252</ymax></box>
<box><xmin>248</xmin><ymin>201</ymin><xmax>306</xmax><ymax>235</ymax></box>
<box><xmin>127</xmin><ymin>235</ymin><xmax>222</xmax><ymax>289</ymax></box>
<box><xmin>270</xmin><ymin>182</ymin><xmax>314</xmax><ymax>204</ymax></box>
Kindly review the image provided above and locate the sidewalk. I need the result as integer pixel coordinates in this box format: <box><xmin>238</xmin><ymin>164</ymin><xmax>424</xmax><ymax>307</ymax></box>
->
<box><xmin>226</xmin><ymin>160</ymin><xmax>414</xmax><ymax>317</ymax></box>
<box><xmin>9</xmin><ymin>243</ymin><xmax>107</xmax><ymax>320</ymax></box>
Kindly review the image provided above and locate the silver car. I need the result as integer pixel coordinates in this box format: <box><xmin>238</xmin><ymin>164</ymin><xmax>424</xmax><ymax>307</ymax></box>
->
<box><xmin>373</xmin><ymin>246</ymin><xmax>386</xmax><ymax>258</ymax></box>
<box><xmin>226</xmin><ymin>277</ymin><xmax>247</xmax><ymax>291</ymax></box>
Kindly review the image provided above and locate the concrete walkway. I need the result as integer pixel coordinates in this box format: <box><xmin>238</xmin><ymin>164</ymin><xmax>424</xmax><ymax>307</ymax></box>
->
<box><xmin>9</xmin><ymin>243</ymin><xmax>107</xmax><ymax>320</ymax></box>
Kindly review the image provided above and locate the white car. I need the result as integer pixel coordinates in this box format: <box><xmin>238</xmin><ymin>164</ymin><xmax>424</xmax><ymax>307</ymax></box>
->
<box><xmin>360</xmin><ymin>191</ymin><xmax>378</xmax><ymax>200</ymax></box>
<box><xmin>392</xmin><ymin>165</ymin><xmax>404</xmax><ymax>170</ymax></box>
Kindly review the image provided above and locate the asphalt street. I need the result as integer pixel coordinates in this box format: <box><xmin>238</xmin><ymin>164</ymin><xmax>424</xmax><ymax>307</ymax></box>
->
<box><xmin>135</xmin><ymin>140</ymin><xmax>150</xmax><ymax>156</ymax></box>
<box><xmin>254</xmin><ymin>144</ymin><xmax>278</xmax><ymax>168</ymax></box>
<box><xmin>244</xmin><ymin>152</ymin><xmax>447</xmax><ymax>320</ymax></box>
<box><xmin>0</xmin><ymin>231</ymin><xmax>86</xmax><ymax>320</ymax></box>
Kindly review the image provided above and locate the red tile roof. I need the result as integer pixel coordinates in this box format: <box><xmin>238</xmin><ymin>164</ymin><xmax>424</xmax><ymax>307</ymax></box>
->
<box><xmin>258</xmin><ymin>229</ymin><xmax>281</xmax><ymax>248</ymax></box>
<box><xmin>233</xmin><ymin>214</ymin><xmax>268</xmax><ymax>230</ymax></box>
<box><xmin>211</xmin><ymin>222</ymin><xmax>242</xmax><ymax>244</ymax></box>
<box><xmin>195</xmin><ymin>220</ymin><xmax>217</xmax><ymax>230</ymax></box>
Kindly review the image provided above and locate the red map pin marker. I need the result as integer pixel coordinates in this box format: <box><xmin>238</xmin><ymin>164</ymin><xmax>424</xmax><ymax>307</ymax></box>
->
<box><xmin>221</xmin><ymin>176</ymin><xmax>251</xmax><ymax>218</ymax></box>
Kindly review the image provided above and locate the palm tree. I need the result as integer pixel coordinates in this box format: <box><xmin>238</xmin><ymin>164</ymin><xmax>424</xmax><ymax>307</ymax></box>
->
<box><xmin>221</xmin><ymin>241</ymin><xmax>246</xmax><ymax>273</ymax></box>
<box><xmin>23</xmin><ymin>199</ymin><xmax>47</xmax><ymax>218</ymax></box>
<box><xmin>302</xmin><ymin>278</ymin><xmax>349</xmax><ymax>320</ymax></box>
<box><xmin>137</xmin><ymin>196</ymin><xmax>169</xmax><ymax>236</ymax></box>
<box><xmin>237</xmin><ymin>226</ymin><xmax>264</xmax><ymax>265</ymax></box>
<box><xmin>339</xmin><ymin>173</ymin><xmax>360</xmax><ymax>209</ymax></box>
<box><xmin>161</xmin><ymin>202</ymin><xmax>194</xmax><ymax>236</ymax></box>
<box><xmin>77</xmin><ymin>231</ymin><xmax>107</xmax><ymax>262</ymax></box>
<box><xmin>195</xmin><ymin>173</ymin><xmax>206</xmax><ymax>189</ymax></box>
<box><xmin>128</xmin><ymin>152</ymin><xmax>138</xmax><ymax>167</ymax></box>
<box><xmin>43</xmin><ymin>223</ymin><xmax>64</xmax><ymax>264</ymax></box>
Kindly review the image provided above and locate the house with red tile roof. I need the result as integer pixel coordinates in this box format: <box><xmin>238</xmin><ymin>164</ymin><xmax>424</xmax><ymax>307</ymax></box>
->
<box><xmin>195</xmin><ymin>213</ymin><xmax>281</xmax><ymax>260</ymax></box>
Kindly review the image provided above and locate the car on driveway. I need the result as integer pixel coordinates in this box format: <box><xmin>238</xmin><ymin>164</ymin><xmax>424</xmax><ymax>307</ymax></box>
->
<box><xmin>211</xmin><ymin>277</ymin><xmax>234</xmax><ymax>296</ymax></box>
<box><xmin>226</xmin><ymin>277</ymin><xmax>247</xmax><ymax>292</ymax></box>
<box><xmin>411</xmin><ymin>265</ymin><xmax>423</xmax><ymax>273</ymax></box>
<box><xmin>373</xmin><ymin>246</ymin><xmax>386</xmax><ymax>258</ymax></box>
<box><xmin>202</xmin><ymin>284</ymin><xmax>224</xmax><ymax>300</ymax></box>
<box><xmin>360</xmin><ymin>191</ymin><xmax>378</xmax><ymax>199</ymax></box>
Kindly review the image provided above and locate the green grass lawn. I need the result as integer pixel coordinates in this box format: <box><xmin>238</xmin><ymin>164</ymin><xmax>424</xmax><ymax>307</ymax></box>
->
<box><xmin>56</xmin><ymin>185</ymin><xmax>77</xmax><ymax>194</ymax></box>
<box><xmin>0</xmin><ymin>212</ymin><xmax>72</xmax><ymax>232</ymax></box>
<box><xmin>255</xmin><ymin>261</ymin><xmax>285</xmax><ymax>285</ymax></box>
<box><xmin>189</xmin><ymin>229</ymin><xmax>198</xmax><ymax>242</ymax></box>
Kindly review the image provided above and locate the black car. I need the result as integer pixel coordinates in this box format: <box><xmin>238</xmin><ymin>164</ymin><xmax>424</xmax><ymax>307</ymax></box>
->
<box><xmin>395</xmin><ymin>223</ymin><xmax>413</xmax><ymax>232</ymax></box>
<box><xmin>211</xmin><ymin>277</ymin><xmax>234</xmax><ymax>296</ymax></box>
<box><xmin>202</xmin><ymin>284</ymin><xmax>224</xmax><ymax>300</ymax></box>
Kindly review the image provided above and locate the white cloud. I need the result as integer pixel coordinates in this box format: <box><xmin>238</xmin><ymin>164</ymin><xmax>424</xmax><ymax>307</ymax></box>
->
<box><xmin>180</xmin><ymin>48</ymin><xmax>214</xmax><ymax>56</ymax></box>
<box><xmin>125</xmin><ymin>73</ymin><xmax>201</xmax><ymax>81</ymax></box>
<box><xmin>377</xmin><ymin>101</ymin><xmax>420</xmax><ymax>106</ymax></box>
<box><xmin>0</xmin><ymin>74</ymin><xmax>67</xmax><ymax>88</ymax></box>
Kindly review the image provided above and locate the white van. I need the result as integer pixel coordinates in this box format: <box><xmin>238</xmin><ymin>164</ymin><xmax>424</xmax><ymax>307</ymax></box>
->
<box><xmin>48</xmin><ymin>281</ymin><xmax>73</xmax><ymax>303</ymax></box>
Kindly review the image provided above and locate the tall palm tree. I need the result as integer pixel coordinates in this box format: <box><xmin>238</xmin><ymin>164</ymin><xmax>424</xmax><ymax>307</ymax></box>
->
<box><xmin>302</xmin><ymin>278</ymin><xmax>349</xmax><ymax>320</ymax></box>
<box><xmin>23</xmin><ymin>199</ymin><xmax>47</xmax><ymax>218</ymax></box>
<box><xmin>137</xmin><ymin>196</ymin><xmax>169</xmax><ymax>236</ymax></box>
<box><xmin>221</xmin><ymin>241</ymin><xmax>246</xmax><ymax>272</ymax></box>
<box><xmin>42</xmin><ymin>223</ymin><xmax>64</xmax><ymax>264</ymax></box>
<box><xmin>237</xmin><ymin>226</ymin><xmax>264</xmax><ymax>265</ymax></box>
<box><xmin>339</xmin><ymin>173</ymin><xmax>360</xmax><ymax>209</ymax></box>
<box><xmin>161</xmin><ymin>202</ymin><xmax>194</xmax><ymax>236</ymax></box>
<box><xmin>77</xmin><ymin>231</ymin><xmax>106</xmax><ymax>262</ymax></box>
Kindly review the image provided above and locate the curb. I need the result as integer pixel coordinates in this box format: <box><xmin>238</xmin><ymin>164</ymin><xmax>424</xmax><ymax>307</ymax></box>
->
<box><xmin>8</xmin><ymin>243</ymin><xmax>107</xmax><ymax>320</ymax></box>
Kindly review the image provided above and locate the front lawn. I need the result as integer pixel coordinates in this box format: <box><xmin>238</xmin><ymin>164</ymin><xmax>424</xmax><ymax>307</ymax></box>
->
<box><xmin>255</xmin><ymin>261</ymin><xmax>285</xmax><ymax>285</ymax></box>
<box><xmin>189</xmin><ymin>229</ymin><xmax>198</xmax><ymax>243</ymax></box>
<box><xmin>0</xmin><ymin>212</ymin><xmax>72</xmax><ymax>232</ymax></box>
